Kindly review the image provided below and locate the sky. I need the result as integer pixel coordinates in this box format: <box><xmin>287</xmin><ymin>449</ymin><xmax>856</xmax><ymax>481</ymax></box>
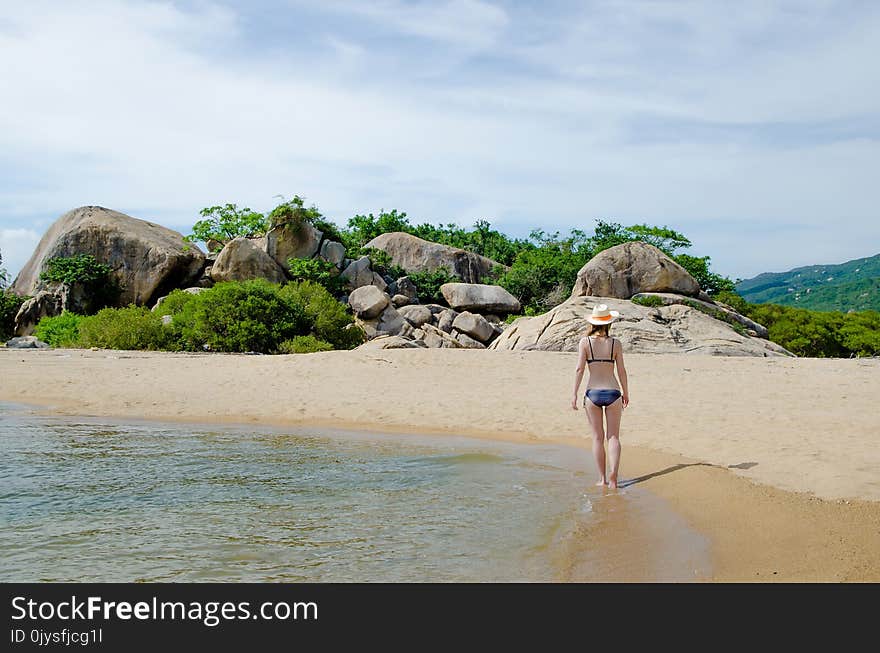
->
<box><xmin>1</xmin><ymin>0</ymin><xmax>879</xmax><ymax>282</ymax></box>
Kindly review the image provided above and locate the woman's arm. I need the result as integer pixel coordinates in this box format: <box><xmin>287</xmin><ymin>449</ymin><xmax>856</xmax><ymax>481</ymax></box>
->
<box><xmin>572</xmin><ymin>337</ymin><xmax>587</xmax><ymax>410</ymax></box>
<box><xmin>615</xmin><ymin>338</ymin><xmax>629</xmax><ymax>408</ymax></box>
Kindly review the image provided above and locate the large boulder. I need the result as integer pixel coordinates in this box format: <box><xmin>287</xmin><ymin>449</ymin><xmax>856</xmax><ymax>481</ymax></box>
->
<box><xmin>12</xmin><ymin>206</ymin><xmax>205</xmax><ymax>306</ymax></box>
<box><xmin>355</xmin><ymin>303</ymin><xmax>406</xmax><ymax>338</ymax></box>
<box><xmin>348</xmin><ymin>286</ymin><xmax>389</xmax><ymax>319</ymax></box>
<box><xmin>436</xmin><ymin>309</ymin><xmax>459</xmax><ymax>333</ymax></box>
<box><xmin>488</xmin><ymin>295</ymin><xmax>792</xmax><ymax>357</ymax></box>
<box><xmin>452</xmin><ymin>311</ymin><xmax>495</xmax><ymax>343</ymax></box>
<box><xmin>414</xmin><ymin>323</ymin><xmax>462</xmax><ymax>348</ymax></box>
<box><xmin>571</xmin><ymin>242</ymin><xmax>700</xmax><ymax>299</ymax></box>
<box><xmin>364</xmin><ymin>232</ymin><xmax>502</xmax><ymax>283</ymax></box>
<box><xmin>394</xmin><ymin>276</ymin><xmax>418</xmax><ymax>302</ymax></box>
<box><xmin>210</xmin><ymin>237</ymin><xmax>287</xmax><ymax>284</ymax></box>
<box><xmin>439</xmin><ymin>283</ymin><xmax>521</xmax><ymax>314</ymax></box>
<box><xmin>264</xmin><ymin>220</ymin><xmax>322</xmax><ymax>271</ymax></box>
<box><xmin>12</xmin><ymin>291</ymin><xmax>62</xmax><ymax>336</ymax></box>
<box><xmin>341</xmin><ymin>256</ymin><xmax>386</xmax><ymax>291</ymax></box>
<box><xmin>318</xmin><ymin>240</ymin><xmax>347</xmax><ymax>269</ymax></box>
<box><xmin>397</xmin><ymin>304</ymin><xmax>433</xmax><ymax>328</ymax></box>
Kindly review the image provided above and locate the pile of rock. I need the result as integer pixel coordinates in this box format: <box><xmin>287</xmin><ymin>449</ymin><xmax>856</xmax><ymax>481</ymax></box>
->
<box><xmin>8</xmin><ymin>206</ymin><xmax>357</xmax><ymax>336</ymax></box>
<box><xmin>488</xmin><ymin>241</ymin><xmax>790</xmax><ymax>357</ymax></box>
<box><xmin>351</xmin><ymin>282</ymin><xmax>520</xmax><ymax>350</ymax></box>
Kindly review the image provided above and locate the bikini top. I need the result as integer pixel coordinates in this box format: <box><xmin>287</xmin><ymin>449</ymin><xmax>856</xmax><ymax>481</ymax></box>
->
<box><xmin>587</xmin><ymin>336</ymin><xmax>615</xmax><ymax>364</ymax></box>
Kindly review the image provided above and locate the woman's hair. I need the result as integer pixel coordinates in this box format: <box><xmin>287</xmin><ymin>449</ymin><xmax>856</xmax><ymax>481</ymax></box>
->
<box><xmin>587</xmin><ymin>323</ymin><xmax>610</xmax><ymax>337</ymax></box>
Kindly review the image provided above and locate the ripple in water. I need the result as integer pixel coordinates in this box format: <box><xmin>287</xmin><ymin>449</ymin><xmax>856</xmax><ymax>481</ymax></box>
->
<box><xmin>0</xmin><ymin>404</ymin><xmax>711</xmax><ymax>582</ymax></box>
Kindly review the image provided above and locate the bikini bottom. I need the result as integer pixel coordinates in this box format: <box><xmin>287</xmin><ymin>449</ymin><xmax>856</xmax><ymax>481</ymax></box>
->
<box><xmin>584</xmin><ymin>388</ymin><xmax>622</xmax><ymax>407</ymax></box>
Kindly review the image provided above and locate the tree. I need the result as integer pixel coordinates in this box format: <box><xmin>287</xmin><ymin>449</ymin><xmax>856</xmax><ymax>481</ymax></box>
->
<box><xmin>267</xmin><ymin>195</ymin><xmax>324</xmax><ymax>228</ymax></box>
<box><xmin>185</xmin><ymin>204</ymin><xmax>269</xmax><ymax>250</ymax></box>
<box><xmin>0</xmin><ymin>248</ymin><xmax>9</xmax><ymax>290</ymax></box>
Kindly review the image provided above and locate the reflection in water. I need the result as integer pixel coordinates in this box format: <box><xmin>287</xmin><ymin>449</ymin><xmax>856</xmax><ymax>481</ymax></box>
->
<box><xmin>0</xmin><ymin>405</ymin><xmax>710</xmax><ymax>582</ymax></box>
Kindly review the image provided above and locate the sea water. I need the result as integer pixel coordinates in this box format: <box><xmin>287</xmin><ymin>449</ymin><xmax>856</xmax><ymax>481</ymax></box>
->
<box><xmin>0</xmin><ymin>404</ymin><xmax>710</xmax><ymax>582</ymax></box>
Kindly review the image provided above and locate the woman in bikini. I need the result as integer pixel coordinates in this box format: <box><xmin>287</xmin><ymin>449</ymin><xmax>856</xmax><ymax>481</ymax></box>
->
<box><xmin>571</xmin><ymin>304</ymin><xmax>629</xmax><ymax>489</ymax></box>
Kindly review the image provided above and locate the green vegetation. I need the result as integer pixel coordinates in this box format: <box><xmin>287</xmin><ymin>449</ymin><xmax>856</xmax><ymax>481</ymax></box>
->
<box><xmin>360</xmin><ymin>248</ymin><xmax>406</xmax><ymax>281</ymax></box>
<box><xmin>185</xmin><ymin>204</ymin><xmax>269</xmax><ymax>250</ymax></box>
<box><xmin>278</xmin><ymin>281</ymin><xmax>364</xmax><ymax>350</ymax></box>
<box><xmin>277</xmin><ymin>335</ymin><xmax>334</xmax><ymax>354</ymax></box>
<box><xmin>287</xmin><ymin>258</ymin><xmax>345</xmax><ymax>295</ymax></box>
<box><xmin>78</xmin><ymin>306</ymin><xmax>170</xmax><ymax>351</ymax></box>
<box><xmin>631</xmin><ymin>295</ymin><xmax>664</xmax><ymax>307</ymax></box>
<box><xmin>0</xmin><ymin>249</ymin><xmax>8</xmax><ymax>290</ymax></box>
<box><xmin>736</xmin><ymin>253</ymin><xmax>880</xmax><ymax>312</ymax></box>
<box><xmin>494</xmin><ymin>229</ymin><xmax>590</xmax><ymax>311</ymax></box>
<box><xmin>268</xmin><ymin>195</ymin><xmax>324</xmax><ymax>230</ymax></box>
<box><xmin>32</xmin><ymin>279</ymin><xmax>363</xmax><ymax>354</ymax></box>
<box><xmin>33</xmin><ymin>311</ymin><xmax>83</xmax><ymax>347</ymax></box>
<box><xmin>406</xmin><ymin>269</ymin><xmax>457</xmax><ymax>304</ymax></box>
<box><xmin>1</xmin><ymin>291</ymin><xmax>26</xmax><ymax>340</ymax></box>
<box><xmin>38</xmin><ymin>254</ymin><xmax>119</xmax><ymax>309</ymax></box>
<box><xmin>717</xmin><ymin>291</ymin><xmax>879</xmax><ymax>357</ymax></box>
<box><xmin>168</xmin><ymin>280</ymin><xmax>309</xmax><ymax>353</ymax></box>
<box><xmin>40</xmin><ymin>254</ymin><xmax>111</xmax><ymax>286</ymax></box>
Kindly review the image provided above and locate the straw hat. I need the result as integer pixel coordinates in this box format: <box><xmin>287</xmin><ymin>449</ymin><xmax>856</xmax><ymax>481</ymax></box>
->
<box><xmin>587</xmin><ymin>304</ymin><xmax>620</xmax><ymax>325</ymax></box>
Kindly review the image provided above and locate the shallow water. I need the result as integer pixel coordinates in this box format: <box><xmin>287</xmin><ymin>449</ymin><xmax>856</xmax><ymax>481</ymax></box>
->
<box><xmin>0</xmin><ymin>404</ymin><xmax>710</xmax><ymax>582</ymax></box>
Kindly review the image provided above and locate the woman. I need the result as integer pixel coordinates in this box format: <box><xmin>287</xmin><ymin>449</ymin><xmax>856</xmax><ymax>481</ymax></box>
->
<box><xmin>571</xmin><ymin>304</ymin><xmax>629</xmax><ymax>489</ymax></box>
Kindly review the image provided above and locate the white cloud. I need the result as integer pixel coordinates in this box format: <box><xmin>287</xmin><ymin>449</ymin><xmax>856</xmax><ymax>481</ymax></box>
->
<box><xmin>0</xmin><ymin>0</ymin><xmax>878</xmax><ymax>280</ymax></box>
<box><xmin>0</xmin><ymin>229</ymin><xmax>41</xmax><ymax>281</ymax></box>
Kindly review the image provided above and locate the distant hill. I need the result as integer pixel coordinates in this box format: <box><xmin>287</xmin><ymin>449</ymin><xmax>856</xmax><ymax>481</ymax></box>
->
<box><xmin>736</xmin><ymin>253</ymin><xmax>880</xmax><ymax>312</ymax></box>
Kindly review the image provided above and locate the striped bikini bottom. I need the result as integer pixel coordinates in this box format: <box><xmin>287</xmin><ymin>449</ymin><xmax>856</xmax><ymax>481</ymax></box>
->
<box><xmin>584</xmin><ymin>389</ymin><xmax>622</xmax><ymax>407</ymax></box>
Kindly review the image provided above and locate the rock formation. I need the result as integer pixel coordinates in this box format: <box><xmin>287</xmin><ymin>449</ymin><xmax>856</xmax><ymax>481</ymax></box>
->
<box><xmin>439</xmin><ymin>283</ymin><xmax>521</xmax><ymax>314</ymax></box>
<box><xmin>364</xmin><ymin>232</ymin><xmax>502</xmax><ymax>283</ymax></box>
<box><xmin>571</xmin><ymin>242</ymin><xmax>700</xmax><ymax>299</ymax></box>
<box><xmin>489</xmin><ymin>295</ymin><xmax>792</xmax><ymax>357</ymax></box>
<box><xmin>210</xmin><ymin>237</ymin><xmax>287</xmax><ymax>284</ymax></box>
<box><xmin>264</xmin><ymin>220</ymin><xmax>322</xmax><ymax>271</ymax></box>
<box><xmin>12</xmin><ymin>206</ymin><xmax>205</xmax><ymax>307</ymax></box>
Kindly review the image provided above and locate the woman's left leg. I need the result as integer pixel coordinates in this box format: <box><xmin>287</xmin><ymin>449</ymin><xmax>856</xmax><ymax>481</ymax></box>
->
<box><xmin>604</xmin><ymin>400</ymin><xmax>623</xmax><ymax>489</ymax></box>
<box><xmin>584</xmin><ymin>401</ymin><xmax>607</xmax><ymax>486</ymax></box>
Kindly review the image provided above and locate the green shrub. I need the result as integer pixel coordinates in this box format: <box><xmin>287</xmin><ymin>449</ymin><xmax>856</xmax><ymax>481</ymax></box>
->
<box><xmin>406</xmin><ymin>269</ymin><xmax>457</xmax><ymax>304</ymax></box>
<box><xmin>154</xmin><ymin>289</ymin><xmax>198</xmax><ymax>316</ymax></box>
<box><xmin>361</xmin><ymin>248</ymin><xmax>406</xmax><ymax>280</ymax></box>
<box><xmin>34</xmin><ymin>311</ymin><xmax>83</xmax><ymax>347</ymax></box>
<box><xmin>714</xmin><ymin>290</ymin><xmax>750</xmax><ymax>314</ymax></box>
<box><xmin>495</xmin><ymin>230</ymin><xmax>590</xmax><ymax>312</ymax></box>
<box><xmin>280</xmin><ymin>280</ymin><xmax>364</xmax><ymax>349</ymax></box>
<box><xmin>287</xmin><ymin>258</ymin><xmax>344</xmax><ymax>295</ymax></box>
<box><xmin>0</xmin><ymin>249</ymin><xmax>9</xmax><ymax>290</ymax></box>
<box><xmin>631</xmin><ymin>295</ymin><xmax>664</xmax><ymax>307</ymax></box>
<box><xmin>1</xmin><ymin>291</ymin><xmax>27</xmax><ymax>340</ymax></box>
<box><xmin>277</xmin><ymin>335</ymin><xmax>334</xmax><ymax>354</ymax></box>
<box><xmin>186</xmin><ymin>204</ymin><xmax>268</xmax><ymax>248</ymax></box>
<box><xmin>78</xmin><ymin>306</ymin><xmax>170</xmax><ymax>351</ymax></box>
<box><xmin>40</xmin><ymin>254</ymin><xmax>111</xmax><ymax>285</ymax></box>
<box><xmin>311</xmin><ymin>219</ymin><xmax>345</xmax><ymax>244</ymax></box>
<box><xmin>674</xmin><ymin>254</ymin><xmax>736</xmax><ymax>296</ymax></box>
<box><xmin>171</xmin><ymin>279</ymin><xmax>309</xmax><ymax>353</ymax></box>
<box><xmin>268</xmin><ymin>195</ymin><xmax>323</xmax><ymax>229</ymax></box>
<box><xmin>38</xmin><ymin>254</ymin><xmax>119</xmax><ymax>309</ymax></box>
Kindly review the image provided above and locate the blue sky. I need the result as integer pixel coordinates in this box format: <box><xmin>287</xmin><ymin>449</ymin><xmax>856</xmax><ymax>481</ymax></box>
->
<box><xmin>1</xmin><ymin>0</ymin><xmax>879</xmax><ymax>281</ymax></box>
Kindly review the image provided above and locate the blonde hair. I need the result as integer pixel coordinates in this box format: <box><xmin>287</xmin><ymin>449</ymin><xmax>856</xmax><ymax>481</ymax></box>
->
<box><xmin>587</xmin><ymin>323</ymin><xmax>610</xmax><ymax>337</ymax></box>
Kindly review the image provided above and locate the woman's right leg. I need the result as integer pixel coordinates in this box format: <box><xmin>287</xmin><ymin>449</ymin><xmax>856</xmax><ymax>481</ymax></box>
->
<box><xmin>584</xmin><ymin>401</ymin><xmax>607</xmax><ymax>486</ymax></box>
<box><xmin>604</xmin><ymin>400</ymin><xmax>623</xmax><ymax>489</ymax></box>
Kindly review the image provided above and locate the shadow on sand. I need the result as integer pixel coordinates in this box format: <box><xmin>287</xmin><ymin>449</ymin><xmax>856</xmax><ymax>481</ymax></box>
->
<box><xmin>619</xmin><ymin>461</ymin><xmax>758</xmax><ymax>488</ymax></box>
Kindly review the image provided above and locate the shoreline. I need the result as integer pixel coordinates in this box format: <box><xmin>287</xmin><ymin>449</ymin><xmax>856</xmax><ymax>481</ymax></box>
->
<box><xmin>2</xmin><ymin>347</ymin><xmax>879</xmax><ymax>581</ymax></box>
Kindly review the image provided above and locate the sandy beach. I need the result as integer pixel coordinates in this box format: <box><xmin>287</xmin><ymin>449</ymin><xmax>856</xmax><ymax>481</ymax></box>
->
<box><xmin>1</xmin><ymin>347</ymin><xmax>878</xmax><ymax>581</ymax></box>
